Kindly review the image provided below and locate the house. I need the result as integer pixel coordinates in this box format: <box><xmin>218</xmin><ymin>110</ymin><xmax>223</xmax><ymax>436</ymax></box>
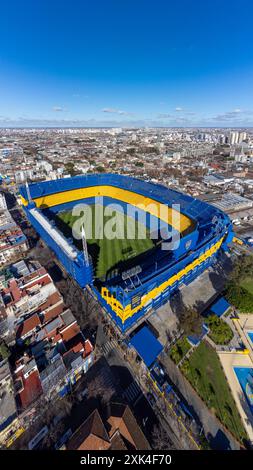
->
<box><xmin>1</xmin><ymin>261</ymin><xmax>62</xmax><ymax>323</ymax></box>
<box><xmin>66</xmin><ymin>403</ymin><xmax>150</xmax><ymax>450</ymax></box>
<box><xmin>16</xmin><ymin>313</ymin><xmax>41</xmax><ymax>341</ymax></box>
<box><xmin>66</xmin><ymin>409</ymin><xmax>111</xmax><ymax>450</ymax></box>
<box><xmin>13</xmin><ymin>358</ymin><xmax>43</xmax><ymax>410</ymax></box>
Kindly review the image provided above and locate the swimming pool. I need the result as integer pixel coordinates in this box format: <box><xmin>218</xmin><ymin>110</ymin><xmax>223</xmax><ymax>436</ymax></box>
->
<box><xmin>247</xmin><ymin>331</ymin><xmax>253</xmax><ymax>347</ymax></box>
<box><xmin>234</xmin><ymin>367</ymin><xmax>253</xmax><ymax>413</ymax></box>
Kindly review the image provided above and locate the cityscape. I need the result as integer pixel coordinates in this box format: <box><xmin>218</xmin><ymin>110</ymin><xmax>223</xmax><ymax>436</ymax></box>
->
<box><xmin>1</xmin><ymin>0</ymin><xmax>253</xmax><ymax>462</ymax></box>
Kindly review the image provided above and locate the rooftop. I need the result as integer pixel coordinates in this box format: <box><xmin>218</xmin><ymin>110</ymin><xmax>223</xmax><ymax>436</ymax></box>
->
<box><xmin>0</xmin><ymin>361</ymin><xmax>17</xmax><ymax>431</ymax></box>
<box><xmin>129</xmin><ymin>325</ymin><xmax>163</xmax><ymax>368</ymax></box>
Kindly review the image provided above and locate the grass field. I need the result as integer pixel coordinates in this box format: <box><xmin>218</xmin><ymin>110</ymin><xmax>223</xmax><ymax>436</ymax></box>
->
<box><xmin>240</xmin><ymin>277</ymin><xmax>253</xmax><ymax>295</ymax></box>
<box><xmin>180</xmin><ymin>341</ymin><xmax>247</xmax><ymax>444</ymax></box>
<box><xmin>55</xmin><ymin>205</ymin><xmax>154</xmax><ymax>279</ymax></box>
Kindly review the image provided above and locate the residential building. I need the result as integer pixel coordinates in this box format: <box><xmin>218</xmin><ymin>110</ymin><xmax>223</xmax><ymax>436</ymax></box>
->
<box><xmin>0</xmin><ymin>360</ymin><xmax>17</xmax><ymax>434</ymax></box>
<box><xmin>66</xmin><ymin>403</ymin><xmax>150</xmax><ymax>450</ymax></box>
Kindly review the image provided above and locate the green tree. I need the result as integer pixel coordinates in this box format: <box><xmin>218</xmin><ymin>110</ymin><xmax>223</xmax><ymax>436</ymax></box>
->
<box><xmin>206</xmin><ymin>314</ymin><xmax>233</xmax><ymax>344</ymax></box>
<box><xmin>179</xmin><ymin>307</ymin><xmax>203</xmax><ymax>337</ymax></box>
<box><xmin>95</xmin><ymin>166</ymin><xmax>105</xmax><ymax>173</ymax></box>
<box><xmin>0</xmin><ymin>340</ymin><xmax>10</xmax><ymax>360</ymax></box>
<box><xmin>229</xmin><ymin>253</ymin><xmax>253</xmax><ymax>284</ymax></box>
<box><xmin>64</xmin><ymin>162</ymin><xmax>75</xmax><ymax>176</ymax></box>
<box><xmin>226</xmin><ymin>283</ymin><xmax>253</xmax><ymax>313</ymax></box>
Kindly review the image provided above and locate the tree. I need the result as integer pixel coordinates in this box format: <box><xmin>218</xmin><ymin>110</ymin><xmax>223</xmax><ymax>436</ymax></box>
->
<box><xmin>87</xmin><ymin>372</ymin><xmax>114</xmax><ymax>406</ymax></box>
<box><xmin>226</xmin><ymin>283</ymin><xmax>253</xmax><ymax>313</ymax></box>
<box><xmin>206</xmin><ymin>314</ymin><xmax>233</xmax><ymax>344</ymax></box>
<box><xmin>0</xmin><ymin>340</ymin><xmax>10</xmax><ymax>360</ymax></box>
<box><xmin>151</xmin><ymin>424</ymin><xmax>172</xmax><ymax>450</ymax></box>
<box><xmin>228</xmin><ymin>253</ymin><xmax>253</xmax><ymax>284</ymax></box>
<box><xmin>179</xmin><ymin>307</ymin><xmax>203</xmax><ymax>337</ymax></box>
<box><xmin>64</xmin><ymin>162</ymin><xmax>76</xmax><ymax>176</ymax></box>
<box><xmin>57</xmin><ymin>277</ymin><xmax>100</xmax><ymax>328</ymax></box>
<box><xmin>95</xmin><ymin>166</ymin><xmax>105</xmax><ymax>173</ymax></box>
<box><xmin>43</xmin><ymin>421</ymin><xmax>65</xmax><ymax>449</ymax></box>
<box><xmin>29</xmin><ymin>243</ymin><xmax>54</xmax><ymax>270</ymax></box>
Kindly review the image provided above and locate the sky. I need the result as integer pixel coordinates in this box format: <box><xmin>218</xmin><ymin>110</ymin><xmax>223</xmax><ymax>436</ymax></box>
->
<box><xmin>1</xmin><ymin>0</ymin><xmax>253</xmax><ymax>128</ymax></box>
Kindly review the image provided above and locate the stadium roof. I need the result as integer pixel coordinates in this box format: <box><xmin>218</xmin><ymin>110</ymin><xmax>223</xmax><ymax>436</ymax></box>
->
<box><xmin>129</xmin><ymin>326</ymin><xmax>163</xmax><ymax>368</ymax></box>
<box><xmin>210</xmin><ymin>297</ymin><xmax>231</xmax><ymax>317</ymax></box>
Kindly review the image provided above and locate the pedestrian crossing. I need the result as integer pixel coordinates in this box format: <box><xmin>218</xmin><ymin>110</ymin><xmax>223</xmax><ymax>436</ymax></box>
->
<box><xmin>123</xmin><ymin>381</ymin><xmax>142</xmax><ymax>403</ymax></box>
<box><xmin>101</xmin><ymin>338</ymin><xmax>118</xmax><ymax>356</ymax></box>
<box><xmin>100</xmin><ymin>367</ymin><xmax>115</xmax><ymax>390</ymax></box>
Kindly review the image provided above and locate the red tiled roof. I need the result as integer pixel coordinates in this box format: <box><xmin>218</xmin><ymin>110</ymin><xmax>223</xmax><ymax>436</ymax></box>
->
<box><xmin>72</xmin><ymin>342</ymin><xmax>84</xmax><ymax>354</ymax></box>
<box><xmin>16</xmin><ymin>313</ymin><xmax>41</xmax><ymax>339</ymax></box>
<box><xmin>52</xmin><ymin>333</ymin><xmax>62</xmax><ymax>344</ymax></box>
<box><xmin>22</xmin><ymin>273</ymin><xmax>52</xmax><ymax>293</ymax></box>
<box><xmin>84</xmin><ymin>339</ymin><xmax>93</xmax><ymax>357</ymax></box>
<box><xmin>9</xmin><ymin>279</ymin><xmax>21</xmax><ymax>302</ymax></box>
<box><xmin>37</xmin><ymin>291</ymin><xmax>61</xmax><ymax>313</ymax></box>
<box><xmin>67</xmin><ymin>409</ymin><xmax>110</xmax><ymax>450</ymax></box>
<box><xmin>42</xmin><ymin>301</ymin><xmax>64</xmax><ymax>324</ymax></box>
<box><xmin>60</xmin><ymin>322</ymin><xmax>80</xmax><ymax>342</ymax></box>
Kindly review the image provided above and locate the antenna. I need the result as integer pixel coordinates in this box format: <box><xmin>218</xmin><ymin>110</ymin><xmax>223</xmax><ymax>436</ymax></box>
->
<box><xmin>81</xmin><ymin>225</ymin><xmax>89</xmax><ymax>267</ymax></box>
<box><xmin>25</xmin><ymin>180</ymin><xmax>32</xmax><ymax>203</ymax></box>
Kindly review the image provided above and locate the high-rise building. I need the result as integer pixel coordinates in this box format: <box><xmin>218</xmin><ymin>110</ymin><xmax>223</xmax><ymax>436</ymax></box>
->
<box><xmin>230</xmin><ymin>131</ymin><xmax>247</xmax><ymax>145</ymax></box>
<box><xmin>230</xmin><ymin>131</ymin><xmax>239</xmax><ymax>145</ymax></box>
<box><xmin>238</xmin><ymin>132</ymin><xmax>247</xmax><ymax>143</ymax></box>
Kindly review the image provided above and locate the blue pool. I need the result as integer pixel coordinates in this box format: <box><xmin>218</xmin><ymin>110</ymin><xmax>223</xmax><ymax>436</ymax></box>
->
<box><xmin>247</xmin><ymin>331</ymin><xmax>253</xmax><ymax>346</ymax></box>
<box><xmin>234</xmin><ymin>367</ymin><xmax>253</xmax><ymax>412</ymax></box>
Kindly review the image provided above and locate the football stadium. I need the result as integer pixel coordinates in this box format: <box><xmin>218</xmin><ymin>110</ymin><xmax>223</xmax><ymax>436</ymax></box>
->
<box><xmin>20</xmin><ymin>174</ymin><xmax>234</xmax><ymax>332</ymax></box>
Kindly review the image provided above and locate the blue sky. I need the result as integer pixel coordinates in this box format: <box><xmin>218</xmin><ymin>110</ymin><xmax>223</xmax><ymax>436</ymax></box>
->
<box><xmin>1</xmin><ymin>0</ymin><xmax>253</xmax><ymax>127</ymax></box>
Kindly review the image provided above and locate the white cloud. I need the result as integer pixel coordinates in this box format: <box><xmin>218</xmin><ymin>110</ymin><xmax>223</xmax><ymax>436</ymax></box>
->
<box><xmin>157</xmin><ymin>113</ymin><xmax>173</xmax><ymax>119</ymax></box>
<box><xmin>212</xmin><ymin>109</ymin><xmax>247</xmax><ymax>122</ymax></box>
<box><xmin>52</xmin><ymin>106</ymin><xmax>67</xmax><ymax>112</ymax></box>
<box><xmin>102</xmin><ymin>108</ymin><xmax>134</xmax><ymax>116</ymax></box>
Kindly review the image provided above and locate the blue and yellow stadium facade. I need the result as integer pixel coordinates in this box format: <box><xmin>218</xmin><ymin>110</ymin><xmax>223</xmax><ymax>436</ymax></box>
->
<box><xmin>20</xmin><ymin>174</ymin><xmax>234</xmax><ymax>332</ymax></box>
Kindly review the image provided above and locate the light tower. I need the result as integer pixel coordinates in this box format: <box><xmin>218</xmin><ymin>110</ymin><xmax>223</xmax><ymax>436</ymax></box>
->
<box><xmin>25</xmin><ymin>180</ymin><xmax>32</xmax><ymax>204</ymax></box>
<box><xmin>81</xmin><ymin>225</ymin><xmax>90</xmax><ymax>267</ymax></box>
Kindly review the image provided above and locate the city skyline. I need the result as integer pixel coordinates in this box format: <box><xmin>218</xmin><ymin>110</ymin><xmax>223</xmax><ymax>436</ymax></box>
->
<box><xmin>1</xmin><ymin>0</ymin><xmax>253</xmax><ymax>127</ymax></box>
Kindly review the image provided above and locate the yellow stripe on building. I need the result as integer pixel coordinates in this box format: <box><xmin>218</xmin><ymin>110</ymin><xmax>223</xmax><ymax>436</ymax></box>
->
<box><xmin>102</xmin><ymin>236</ymin><xmax>224</xmax><ymax>322</ymax></box>
<box><xmin>21</xmin><ymin>185</ymin><xmax>193</xmax><ymax>233</ymax></box>
<box><xmin>233</xmin><ymin>236</ymin><xmax>243</xmax><ymax>245</ymax></box>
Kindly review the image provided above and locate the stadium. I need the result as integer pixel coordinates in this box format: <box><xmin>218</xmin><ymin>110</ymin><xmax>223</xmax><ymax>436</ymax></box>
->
<box><xmin>20</xmin><ymin>174</ymin><xmax>234</xmax><ymax>333</ymax></box>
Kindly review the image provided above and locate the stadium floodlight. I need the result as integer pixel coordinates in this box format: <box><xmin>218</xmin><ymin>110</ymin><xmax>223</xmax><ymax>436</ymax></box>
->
<box><xmin>25</xmin><ymin>180</ymin><xmax>32</xmax><ymax>203</ymax></box>
<box><xmin>81</xmin><ymin>225</ymin><xmax>90</xmax><ymax>267</ymax></box>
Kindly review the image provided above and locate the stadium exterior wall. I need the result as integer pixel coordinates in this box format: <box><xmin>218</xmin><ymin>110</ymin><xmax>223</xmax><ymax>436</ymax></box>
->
<box><xmin>20</xmin><ymin>175</ymin><xmax>234</xmax><ymax>333</ymax></box>
<box><xmin>23</xmin><ymin>202</ymin><xmax>93</xmax><ymax>287</ymax></box>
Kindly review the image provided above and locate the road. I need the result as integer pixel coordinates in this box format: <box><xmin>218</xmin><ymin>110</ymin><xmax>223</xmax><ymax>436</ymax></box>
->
<box><xmin>96</xmin><ymin>325</ymin><xmax>189</xmax><ymax>449</ymax></box>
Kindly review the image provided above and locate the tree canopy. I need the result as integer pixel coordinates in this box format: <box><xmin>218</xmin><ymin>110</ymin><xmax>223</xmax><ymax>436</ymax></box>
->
<box><xmin>179</xmin><ymin>307</ymin><xmax>203</xmax><ymax>337</ymax></box>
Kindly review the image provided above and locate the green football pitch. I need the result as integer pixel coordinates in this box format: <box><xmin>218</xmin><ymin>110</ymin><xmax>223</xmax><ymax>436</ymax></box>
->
<box><xmin>55</xmin><ymin>205</ymin><xmax>154</xmax><ymax>279</ymax></box>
